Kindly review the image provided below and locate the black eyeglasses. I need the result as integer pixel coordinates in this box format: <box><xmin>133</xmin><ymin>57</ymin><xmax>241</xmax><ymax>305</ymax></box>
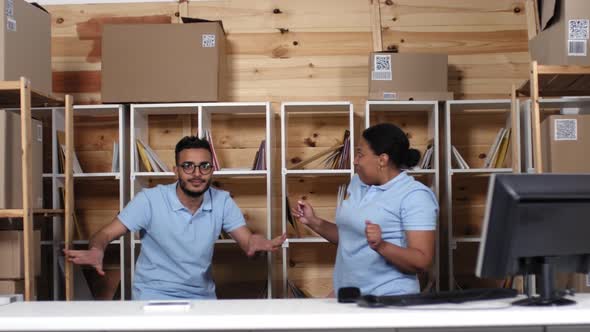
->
<box><xmin>177</xmin><ymin>161</ymin><xmax>213</xmax><ymax>175</ymax></box>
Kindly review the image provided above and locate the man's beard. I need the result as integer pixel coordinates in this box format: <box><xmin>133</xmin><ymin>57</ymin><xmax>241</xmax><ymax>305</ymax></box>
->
<box><xmin>178</xmin><ymin>177</ymin><xmax>212</xmax><ymax>198</ymax></box>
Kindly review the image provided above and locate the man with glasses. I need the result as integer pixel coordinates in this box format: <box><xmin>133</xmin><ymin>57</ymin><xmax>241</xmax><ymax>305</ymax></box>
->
<box><xmin>64</xmin><ymin>136</ymin><xmax>286</xmax><ymax>300</ymax></box>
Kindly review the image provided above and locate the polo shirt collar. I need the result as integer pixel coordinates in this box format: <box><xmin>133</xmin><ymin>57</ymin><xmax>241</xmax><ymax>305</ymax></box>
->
<box><xmin>377</xmin><ymin>171</ymin><xmax>409</xmax><ymax>191</ymax></box>
<box><xmin>360</xmin><ymin>171</ymin><xmax>409</xmax><ymax>191</ymax></box>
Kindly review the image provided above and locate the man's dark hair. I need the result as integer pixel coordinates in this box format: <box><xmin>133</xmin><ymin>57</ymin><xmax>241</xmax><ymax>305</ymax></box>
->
<box><xmin>175</xmin><ymin>136</ymin><xmax>212</xmax><ymax>165</ymax></box>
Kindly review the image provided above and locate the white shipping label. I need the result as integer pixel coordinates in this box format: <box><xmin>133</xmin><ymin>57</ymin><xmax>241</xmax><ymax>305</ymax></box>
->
<box><xmin>554</xmin><ymin>119</ymin><xmax>578</xmax><ymax>141</ymax></box>
<box><xmin>5</xmin><ymin>0</ymin><xmax>13</xmax><ymax>17</ymax></box>
<box><xmin>36</xmin><ymin>124</ymin><xmax>42</xmax><ymax>142</ymax></box>
<box><xmin>382</xmin><ymin>92</ymin><xmax>397</xmax><ymax>100</ymax></box>
<box><xmin>6</xmin><ymin>16</ymin><xmax>15</xmax><ymax>32</ymax></box>
<box><xmin>372</xmin><ymin>54</ymin><xmax>392</xmax><ymax>80</ymax></box>
<box><xmin>568</xmin><ymin>40</ymin><xmax>587</xmax><ymax>56</ymax></box>
<box><xmin>202</xmin><ymin>34</ymin><xmax>216</xmax><ymax>48</ymax></box>
<box><xmin>586</xmin><ymin>273</ymin><xmax>590</xmax><ymax>287</ymax></box>
<box><xmin>569</xmin><ymin>19</ymin><xmax>590</xmax><ymax>40</ymax></box>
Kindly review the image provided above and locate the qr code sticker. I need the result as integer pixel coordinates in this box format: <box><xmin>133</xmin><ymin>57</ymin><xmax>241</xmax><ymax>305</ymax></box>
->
<box><xmin>6</xmin><ymin>17</ymin><xmax>15</xmax><ymax>32</ymax></box>
<box><xmin>374</xmin><ymin>54</ymin><xmax>391</xmax><ymax>71</ymax></box>
<box><xmin>569</xmin><ymin>19</ymin><xmax>589</xmax><ymax>40</ymax></box>
<box><xmin>372</xmin><ymin>54</ymin><xmax>392</xmax><ymax>80</ymax></box>
<box><xmin>554</xmin><ymin>119</ymin><xmax>577</xmax><ymax>141</ymax></box>
<box><xmin>5</xmin><ymin>0</ymin><xmax>13</xmax><ymax>17</ymax></box>
<box><xmin>202</xmin><ymin>34</ymin><xmax>216</xmax><ymax>48</ymax></box>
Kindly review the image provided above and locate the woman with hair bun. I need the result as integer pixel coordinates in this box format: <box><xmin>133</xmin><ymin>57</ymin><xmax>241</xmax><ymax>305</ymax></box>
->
<box><xmin>293</xmin><ymin>123</ymin><xmax>438</xmax><ymax>296</ymax></box>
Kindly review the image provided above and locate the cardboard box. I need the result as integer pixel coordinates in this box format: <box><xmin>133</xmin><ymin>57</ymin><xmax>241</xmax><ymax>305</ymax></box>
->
<box><xmin>541</xmin><ymin>114</ymin><xmax>590</xmax><ymax>173</ymax></box>
<box><xmin>368</xmin><ymin>52</ymin><xmax>453</xmax><ymax>101</ymax></box>
<box><xmin>572</xmin><ymin>273</ymin><xmax>590</xmax><ymax>293</ymax></box>
<box><xmin>0</xmin><ymin>230</ymin><xmax>41</xmax><ymax>279</ymax></box>
<box><xmin>0</xmin><ymin>280</ymin><xmax>24</xmax><ymax>295</ymax></box>
<box><xmin>0</xmin><ymin>0</ymin><xmax>51</xmax><ymax>95</ymax></box>
<box><xmin>101</xmin><ymin>21</ymin><xmax>227</xmax><ymax>103</ymax></box>
<box><xmin>0</xmin><ymin>110</ymin><xmax>43</xmax><ymax>209</ymax></box>
<box><xmin>555</xmin><ymin>272</ymin><xmax>590</xmax><ymax>293</ymax></box>
<box><xmin>529</xmin><ymin>0</ymin><xmax>590</xmax><ymax>65</ymax></box>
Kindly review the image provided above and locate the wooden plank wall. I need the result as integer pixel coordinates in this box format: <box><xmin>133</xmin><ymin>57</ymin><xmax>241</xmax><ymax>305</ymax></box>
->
<box><xmin>45</xmin><ymin>0</ymin><xmax>532</xmax><ymax>296</ymax></box>
<box><xmin>48</xmin><ymin>0</ymin><xmax>530</xmax><ymax>106</ymax></box>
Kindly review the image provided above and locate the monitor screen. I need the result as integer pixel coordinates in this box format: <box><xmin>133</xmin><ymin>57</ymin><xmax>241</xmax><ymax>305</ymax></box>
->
<box><xmin>476</xmin><ymin>173</ymin><xmax>590</xmax><ymax>305</ymax></box>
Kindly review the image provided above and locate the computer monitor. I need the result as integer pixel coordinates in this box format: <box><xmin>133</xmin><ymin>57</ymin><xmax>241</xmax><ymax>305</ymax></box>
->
<box><xmin>476</xmin><ymin>173</ymin><xmax>590</xmax><ymax>306</ymax></box>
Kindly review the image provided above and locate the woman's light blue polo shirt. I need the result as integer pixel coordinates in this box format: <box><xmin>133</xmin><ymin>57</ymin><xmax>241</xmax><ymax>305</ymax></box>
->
<box><xmin>118</xmin><ymin>182</ymin><xmax>246</xmax><ymax>300</ymax></box>
<box><xmin>334</xmin><ymin>172</ymin><xmax>438</xmax><ymax>296</ymax></box>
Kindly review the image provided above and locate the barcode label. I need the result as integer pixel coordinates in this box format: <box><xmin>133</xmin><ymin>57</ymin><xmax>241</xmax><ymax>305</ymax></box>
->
<box><xmin>5</xmin><ymin>0</ymin><xmax>13</xmax><ymax>17</ymax></box>
<box><xmin>382</xmin><ymin>92</ymin><xmax>397</xmax><ymax>100</ymax></box>
<box><xmin>568</xmin><ymin>40</ymin><xmax>587</xmax><ymax>56</ymax></box>
<box><xmin>36</xmin><ymin>124</ymin><xmax>43</xmax><ymax>142</ymax></box>
<box><xmin>569</xmin><ymin>19</ymin><xmax>589</xmax><ymax>40</ymax></box>
<box><xmin>6</xmin><ymin>17</ymin><xmax>15</xmax><ymax>32</ymax></box>
<box><xmin>202</xmin><ymin>34</ymin><xmax>215</xmax><ymax>48</ymax></box>
<box><xmin>554</xmin><ymin>119</ymin><xmax>577</xmax><ymax>141</ymax></box>
<box><xmin>372</xmin><ymin>71</ymin><xmax>392</xmax><ymax>80</ymax></box>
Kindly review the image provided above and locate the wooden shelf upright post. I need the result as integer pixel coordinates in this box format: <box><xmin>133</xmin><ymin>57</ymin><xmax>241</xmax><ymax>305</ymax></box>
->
<box><xmin>0</xmin><ymin>77</ymin><xmax>73</xmax><ymax>301</ymax></box>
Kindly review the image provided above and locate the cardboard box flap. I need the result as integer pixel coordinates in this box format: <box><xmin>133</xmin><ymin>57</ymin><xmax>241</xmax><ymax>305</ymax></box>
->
<box><xmin>539</xmin><ymin>0</ymin><xmax>558</xmax><ymax>31</ymax></box>
<box><xmin>181</xmin><ymin>17</ymin><xmax>225</xmax><ymax>35</ymax></box>
<box><xmin>29</xmin><ymin>2</ymin><xmax>49</xmax><ymax>14</ymax></box>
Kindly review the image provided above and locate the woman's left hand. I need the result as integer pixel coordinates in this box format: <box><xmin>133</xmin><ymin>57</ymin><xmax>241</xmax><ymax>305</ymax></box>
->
<box><xmin>365</xmin><ymin>220</ymin><xmax>383</xmax><ymax>250</ymax></box>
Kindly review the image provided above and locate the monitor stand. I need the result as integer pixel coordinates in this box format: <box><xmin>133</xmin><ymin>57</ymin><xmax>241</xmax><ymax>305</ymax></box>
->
<box><xmin>512</xmin><ymin>262</ymin><xmax>576</xmax><ymax>306</ymax></box>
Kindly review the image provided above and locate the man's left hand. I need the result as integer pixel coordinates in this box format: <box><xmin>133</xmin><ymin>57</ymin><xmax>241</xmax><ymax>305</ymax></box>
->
<box><xmin>247</xmin><ymin>233</ymin><xmax>287</xmax><ymax>257</ymax></box>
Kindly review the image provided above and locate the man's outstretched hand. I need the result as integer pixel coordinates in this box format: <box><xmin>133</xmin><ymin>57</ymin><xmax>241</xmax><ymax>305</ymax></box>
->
<box><xmin>246</xmin><ymin>233</ymin><xmax>287</xmax><ymax>257</ymax></box>
<box><xmin>63</xmin><ymin>247</ymin><xmax>105</xmax><ymax>276</ymax></box>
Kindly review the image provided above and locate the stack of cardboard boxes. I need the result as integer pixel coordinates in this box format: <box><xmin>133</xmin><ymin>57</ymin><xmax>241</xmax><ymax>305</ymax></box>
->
<box><xmin>0</xmin><ymin>0</ymin><xmax>50</xmax><ymax>297</ymax></box>
<box><xmin>0</xmin><ymin>110</ymin><xmax>44</xmax><ymax>297</ymax></box>
<box><xmin>530</xmin><ymin>0</ymin><xmax>590</xmax><ymax>293</ymax></box>
<box><xmin>0</xmin><ymin>229</ymin><xmax>41</xmax><ymax>295</ymax></box>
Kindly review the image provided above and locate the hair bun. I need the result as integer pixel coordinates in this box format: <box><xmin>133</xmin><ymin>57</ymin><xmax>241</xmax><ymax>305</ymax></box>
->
<box><xmin>406</xmin><ymin>148</ymin><xmax>421</xmax><ymax>168</ymax></box>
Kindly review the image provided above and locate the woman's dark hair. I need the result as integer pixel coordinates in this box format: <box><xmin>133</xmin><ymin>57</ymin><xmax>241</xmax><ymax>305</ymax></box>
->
<box><xmin>362</xmin><ymin>123</ymin><xmax>421</xmax><ymax>169</ymax></box>
<box><xmin>175</xmin><ymin>136</ymin><xmax>212</xmax><ymax>165</ymax></box>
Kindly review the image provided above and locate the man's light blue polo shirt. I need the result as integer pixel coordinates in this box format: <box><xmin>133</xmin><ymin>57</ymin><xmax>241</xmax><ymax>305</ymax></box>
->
<box><xmin>118</xmin><ymin>182</ymin><xmax>246</xmax><ymax>300</ymax></box>
<box><xmin>334</xmin><ymin>172</ymin><xmax>438</xmax><ymax>296</ymax></box>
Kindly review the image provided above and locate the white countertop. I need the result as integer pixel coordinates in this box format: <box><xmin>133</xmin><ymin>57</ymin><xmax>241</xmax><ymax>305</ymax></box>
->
<box><xmin>1</xmin><ymin>296</ymin><xmax>590</xmax><ymax>331</ymax></box>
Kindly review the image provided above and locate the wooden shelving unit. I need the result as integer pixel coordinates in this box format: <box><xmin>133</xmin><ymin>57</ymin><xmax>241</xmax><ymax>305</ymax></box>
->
<box><xmin>130</xmin><ymin>102</ymin><xmax>273</xmax><ymax>299</ymax></box>
<box><xmin>519</xmin><ymin>96</ymin><xmax>590</xmax><ymax>174</ymax></box>
<box><xmin>50</xmin><ymin>104</ymin><xmax>127</xmax><ymax>300</ymax></box>
<box><xmin>0</xmin><ymin>78</ymin><xmax>74</xmax><ymax>301</ymax></box>
<box><xmin>280</xmin><ymin>101</ymin><xmax>354</xmax><ymax>298</ymax></box>
<box><xmin>445</xmin><ymin>99</ymin><xmax>520</xmax><ymax>290</ymax></box>
<box><xmin>516</xmin><ymin>62</ymin><xmax>590</xmax><ymax>294</ymax></box>
<box><xmin>517</xmin><ymin>61</ymin><xmax>590</xmax><ymax>173</ymax></box>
